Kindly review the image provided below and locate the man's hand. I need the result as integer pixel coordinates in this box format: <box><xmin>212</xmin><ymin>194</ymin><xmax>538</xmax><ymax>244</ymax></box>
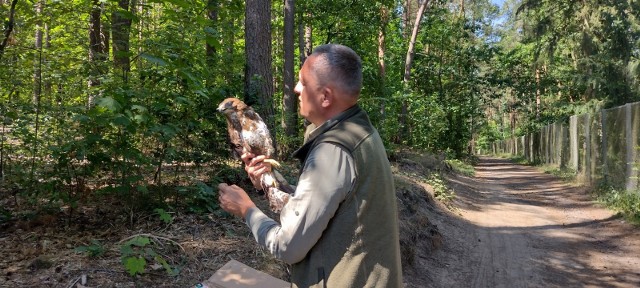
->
<box><xmin>218</xmin><ymin>183</ymin><xmax>256</xmax><ymax>218</ymax></box>
<box><xmin>241</xmin><ymin>152</ymin><xmax>273</xmax><ymax>190</ymax></box>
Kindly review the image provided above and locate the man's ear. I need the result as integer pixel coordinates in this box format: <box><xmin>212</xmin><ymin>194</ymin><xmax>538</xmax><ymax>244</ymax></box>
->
<box><xmin>321</xmin><ymin>87</ymin><xmax>333</xmax><ymax>108</ymax></box>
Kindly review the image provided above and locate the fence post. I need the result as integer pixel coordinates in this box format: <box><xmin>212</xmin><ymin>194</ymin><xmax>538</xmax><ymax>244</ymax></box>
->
<box><xmin>552</xmin><ymin>123</ymin><xmax>558</xmax><ymax>165</ymax></box>
<box><xmin>545</xmin><ymin>125</ymin><xmax>550</xmax><ymax>164</ymax></box>
<box><xmin>602</xmin><ymin>109</ymin><xmax>608</xmax><ymax>184</ymax></box>
<box><xmin>585</xmin><ymin>114</ymin><xmax>592</xmax><ymax>184</ymax></box>
<box><xmin>524</xmin><ymin>134</ymin><xmax>529</xmax><ymax>161</ymax></box>
<box><xmin>570</xmin><ymin>115</ymin><xmax>578</xmax><ymax>171</ymax></box>
<box><xmin>558</xmin><ymin>124</ymin><xmax>563</xmax><ymax>167</ymax></box>
<box><xmin>531</xmin><ymin>131</ymin><xmax>540</xmax><ymax>163</ymax></box>
<box><xmin>626</xmin><ymin>103</ymin><xmax>637</xmax><ymax>191</ymax></box>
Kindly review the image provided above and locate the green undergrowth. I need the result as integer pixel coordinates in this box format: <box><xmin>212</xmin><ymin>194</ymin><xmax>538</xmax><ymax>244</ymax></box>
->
<box><xmin>425</xmin><ymin>173</ymin><xmax>456</xmax><ymax>209</ymax></box>
<box><xmin>594</xmin><ymin>184</ymin><xmax>640</xmax><ymax>225</ymax></box>
<box><xmin>507</xmin><ymin>155</ymin><xmax>528</xmax><ymax>165</ymax></box>
<box><xmin>541</xmin><ymin>165</ymin><xmax>577</xmax><ymax>182</ymax></box>
<box><xmin>445</xmin><ymin>159</ymin><xmax>475</xmax><ymax>177</ymax></box>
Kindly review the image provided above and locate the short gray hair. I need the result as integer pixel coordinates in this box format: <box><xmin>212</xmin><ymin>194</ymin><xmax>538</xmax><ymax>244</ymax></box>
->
<box><xmin>311</xmin><ymin>44</ymin><xmax>362</xmax><ymax>96</ymax></box>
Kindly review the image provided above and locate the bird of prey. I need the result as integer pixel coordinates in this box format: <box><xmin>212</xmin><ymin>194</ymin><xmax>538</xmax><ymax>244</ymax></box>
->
<box><xmin>217</xmin><ymin>98</ymin><xmax>294</xmax><ymax>212</ymax></box>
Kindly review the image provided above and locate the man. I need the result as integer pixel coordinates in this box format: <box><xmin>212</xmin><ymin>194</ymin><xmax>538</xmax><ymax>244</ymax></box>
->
<box><xmin>218</xmin><ymin>44</ymin><xmax>402</xmax><ymax>288</ymax></box>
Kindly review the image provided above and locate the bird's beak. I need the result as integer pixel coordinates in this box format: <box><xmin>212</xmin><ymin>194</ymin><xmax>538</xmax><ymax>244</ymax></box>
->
<box><xmin>216</xmin><ymin>106</ymin><xmax>225</xmax><ymax>113</ymax></box>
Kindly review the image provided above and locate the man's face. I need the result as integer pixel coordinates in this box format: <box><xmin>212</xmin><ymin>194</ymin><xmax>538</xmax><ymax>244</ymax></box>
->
<box><xmin>294</xmin><ymin>56</ymin><xmax>324</xmax><ymax>125</ymax></box>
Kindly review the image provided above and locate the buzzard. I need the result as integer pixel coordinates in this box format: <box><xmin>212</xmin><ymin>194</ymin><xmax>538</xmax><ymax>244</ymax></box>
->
<box><xmin>217</xmin><ymin>98</ymin><xmax>294</xmax><ymax>212</ymax></box>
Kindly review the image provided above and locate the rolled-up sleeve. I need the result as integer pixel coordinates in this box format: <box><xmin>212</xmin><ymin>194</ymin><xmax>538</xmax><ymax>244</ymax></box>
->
<box><xmin>245</xmin><ymin>143</ymin><xmax>356</xmax><ymax>264</ymax></box>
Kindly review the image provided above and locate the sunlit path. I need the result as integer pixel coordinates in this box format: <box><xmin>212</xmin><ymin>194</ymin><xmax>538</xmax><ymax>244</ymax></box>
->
<box><xmin>414</xmin><ymin>157</ymin><xmax>640</xmax><ymax>288</ymax></box>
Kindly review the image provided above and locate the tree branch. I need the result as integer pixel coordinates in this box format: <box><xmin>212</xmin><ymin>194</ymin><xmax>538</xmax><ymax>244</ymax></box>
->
<box><xmin>0</xmin><ymin>0</ymin><xmax>19</xmax><ymax>61</ymax></box>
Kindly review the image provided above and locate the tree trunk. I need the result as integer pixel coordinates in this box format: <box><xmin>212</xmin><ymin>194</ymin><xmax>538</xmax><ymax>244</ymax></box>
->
<box><xmin>378</xmin><ymin>7</ymin><xmax>388</xmax><ymax>81</ymax></box>
<box><xmin>221</xmin><ymin>2</ymin><xmax>236</xmax><ymax>85</ymax></box>
<box><xmin>282</xmin><ymin>0</ymin><xmax>297</xmax><ymax>138</ymax></box>
<box><xmin>305</xmin><ymin>21</ymin><xmax>312</xmax><ymax>57</ymax></box>
<box><xmin>244</xmin><ymin>0</ymin><xmax>275</xmax><ymax>135</ymax></box>
<box><xmin>44</xmin><ymin>23</ymin><xmax>52</xmax><ymax>98</ymax></box>
<box><xmin>135</xmin><ymin>0</ymin><xmax>144</xmax><ymax>75</ymax></box>
<box><xmin>535</xmin><ymin>66</ymin><xmax>540</xmax><ymax>120</ymax></box>
<box><xmin>403</xmin><ymin>0</ymin><xmax>410</xmax><ymax>38</ymax></box>
<box><xmin>298</xmin><ymin>23</ymin><xmax>305</xmax><ymax>66</ymax></box>
<box><xmin>0</xmin><ymin>0</ymin><xmax>19</xmax><ymax>61</ymax></box>
<box><xmin>206</xmin><ymin>0</ymin><xmax>219</xmax><ymax>69</ymax></box>
<box><xmin>112</xmin><ymin>0</ymin><xmax>132</xmax><ymax>80</ymax></box>
<box><xmin>33</xmin><ymin>0</ymin><xmax>43</xmax><ymax>106</ymax></box>
<box><xmin>102</xmin><ymin>2</ymin><xmax>110</xmax><ymax>59</ymax></box>
<box><xmin>378</xmin><ymin>6</ymin><xmax>388</xmax><ymax>131</ymax></box>
<box><xmin>398</xmin><ymin>0</ymin><xmax>429</xmax><ymax>143</ymax></box>
<box><xmin>30</xmin><ymin>0</ymin><xmax>45</xmax><ymax>180</ymax></box>
<box><xmin>298</xmin><ymin>13</ymin><xmax>312</xmax><ymax>66</ymax></box>
<box><xmin>297</xmin><ymin>22</ymin><xmax>312</xmax><ymax>67</ymax></box>
<box><xmin>298</xmin><ymin>13</ymin><xmax>312</xmax><ymax>129</ymax></box>
<box><xmin>88</xmin><ymin>0</ymin><xmax>105</xmax><ymax>108</ymax></box>
<box><xmin>403</xmin><ymin>0</ymin><xmax>429</xmax><ymax>85</ymax></box>
<box><xmin>272</xmin><ymin>8</ymin><xmax>281</xmax><ymax>98</ymax></box>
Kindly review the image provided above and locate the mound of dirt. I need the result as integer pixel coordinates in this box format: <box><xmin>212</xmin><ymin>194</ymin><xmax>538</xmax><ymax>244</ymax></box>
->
<box><xmin>392</xmin><ymin>152</ymin><xmax>445</xmax><ymax>269</ymax></box>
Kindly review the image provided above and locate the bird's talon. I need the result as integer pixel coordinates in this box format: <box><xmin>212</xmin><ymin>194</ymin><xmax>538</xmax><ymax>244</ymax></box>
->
<box><xmin>263</xmin><ymin>159</ymin><xmax>281</xmax><ymax>168</ymax></box>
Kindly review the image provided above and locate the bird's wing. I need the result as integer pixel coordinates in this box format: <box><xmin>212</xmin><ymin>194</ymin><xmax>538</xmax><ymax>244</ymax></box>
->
<box><xmin>242</xmin><ymin>108</ymin><xmax>275</xmax><ymax>157</ymax></box>
<box><xmin>225</xmin><ymin>112</ymin><xmax>245</xmax><ymax>159</ymax></box>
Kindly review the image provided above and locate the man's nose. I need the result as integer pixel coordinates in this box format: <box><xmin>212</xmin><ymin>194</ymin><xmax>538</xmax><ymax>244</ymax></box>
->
<box><xmin>294</xmin><ymin>82</ymin><xmax>302</xmax><ymax>95</ymax></box>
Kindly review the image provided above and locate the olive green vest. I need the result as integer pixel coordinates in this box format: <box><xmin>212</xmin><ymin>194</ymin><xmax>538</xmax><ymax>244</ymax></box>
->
<box><xmin>291</xmin><ymin>105</ymin><xmax>403</xmax><ymax>288</ymax></box>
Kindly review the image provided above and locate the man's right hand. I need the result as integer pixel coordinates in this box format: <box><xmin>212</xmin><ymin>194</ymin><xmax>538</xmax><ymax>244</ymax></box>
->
<box><xmin>241</xmin><ymin>152</ymin><xmax>272</xmax><ymax>190</ymax></box>
<box><xmin>218</xmin><ymin>183</ymin><xmax>256</xmax><ymax>219</ymax></box>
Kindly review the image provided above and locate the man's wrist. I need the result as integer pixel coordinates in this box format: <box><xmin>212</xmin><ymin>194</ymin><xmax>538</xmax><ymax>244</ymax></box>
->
<box><xmin>242</xmin><ymin>204</ymin><xmax>257</xmax><ymax>220</ymax></box>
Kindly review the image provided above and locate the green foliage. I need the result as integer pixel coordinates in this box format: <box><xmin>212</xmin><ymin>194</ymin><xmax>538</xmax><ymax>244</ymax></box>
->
<box><xmin>1</xmin><ymin>1</ymin><xmax>507</xmax><ymax>213</ymax></box>
<box><xmin>541</xmin><ymin>166</ymin><xmax>577</xmax><ymax>182</ymax></box>
<box><xmin>481</xmin><ymin>0</ymin><xmax>640</xmax><ymax>148</ymax></box>
<box><xmin>0</xmin><ymin>0</ymin><xmax>234</xmax><ymax>214</ymax></box>
<box><xmin>508</xmin><ymin>155</ymin><xmax>529</xmax><ymax>165</ymax></box>
<box><xmin>120</xmin><ymin>236</ymin><xmax>178</xmax><ymax>277</ymax></box>
<box><xmin>0</xmin><ymin>207</ymin><xmax>12</xmax><ymax>225</ymax></box>
<box><xmin>426</xmin><ymin>173</ymin><xmax>456</xmax><ymax>206</ymax></box>
<box><xmin>5</xmin><ymin>0</ymin><xmax>637</xmax><ymax>229</ymax></box>
<box><xmin>154</xmin><ymin>208</ymin><xmax>173</xmax><ymax>224</ymax></box>
<box><xmin>186</xmin><ymin>182</ymin><xmax>221</xmax><ymax>214</ymax></box>
<box><xmin>275</xmin><ymin>130</ymin><xmax>303</xmax><ymax>160</ymax></box>
<box><xmin>446</xmin><ymin>159</ymin><xmax>475</xmax><ymax>177</ymax></box>
<box><xmin>595</xmin><ymin>184</ymin><xmax>640</xmax><ymax>225</ymax></box>
<box><xmin>74</xmin><ymin>240</ymin><xmax>106</xmax><ymax>258</ymax></box>
<box><xmin>123</xmin><ymin>256</ymin><xmax>147</xmax><ymax>276</ymax></box>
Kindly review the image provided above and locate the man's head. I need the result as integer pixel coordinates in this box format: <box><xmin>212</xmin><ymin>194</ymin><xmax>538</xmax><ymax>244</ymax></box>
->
<box><xmin>294</xmin><ymin>44</ymin><xmax>363</xmax><ymax>126</ymax></box>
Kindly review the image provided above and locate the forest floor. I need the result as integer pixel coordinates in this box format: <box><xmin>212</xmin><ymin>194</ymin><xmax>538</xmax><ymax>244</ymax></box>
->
<box><xmin>1</xmin><ymin>154</ymin><xmax>640</xmax><ymax>287</ymax></box>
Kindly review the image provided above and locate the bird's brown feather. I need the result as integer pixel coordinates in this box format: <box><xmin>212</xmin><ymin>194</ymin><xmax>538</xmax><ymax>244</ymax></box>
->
<box><xmin>217</xmin><ymin>98</ymin><xmax>293</xmax><ymax>212</ymax></box>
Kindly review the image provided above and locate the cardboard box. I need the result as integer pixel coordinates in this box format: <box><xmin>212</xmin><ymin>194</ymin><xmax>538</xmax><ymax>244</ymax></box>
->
<box><xmin>199</xmin><ymin>260</ymin><xmax>290</xmax><ymax>288</ymax></box>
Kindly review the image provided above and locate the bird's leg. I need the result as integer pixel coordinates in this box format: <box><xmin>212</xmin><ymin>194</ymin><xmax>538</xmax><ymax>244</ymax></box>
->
<box><xmin>266</xmin><ymin>187</ymin><xmax>290</xmax><ymax>213</ymax></box>
<box><xmin>263</xmin><ymin>159</ymin><xmax>281</xmax><ymax>168</ymax></box>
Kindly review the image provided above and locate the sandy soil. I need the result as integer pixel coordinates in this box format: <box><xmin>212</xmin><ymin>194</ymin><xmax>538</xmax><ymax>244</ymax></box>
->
<box><xmin>410</xmin><ymin>157</ymin><xmax>640</xmax><ymax>288</ymax></box>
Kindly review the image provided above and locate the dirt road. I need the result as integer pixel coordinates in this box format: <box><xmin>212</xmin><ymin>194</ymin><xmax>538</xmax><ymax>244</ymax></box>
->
<box><xmin>407</xmin><ymin>157</ymin><xmax>640</xmax><ymax>288</ymax></box>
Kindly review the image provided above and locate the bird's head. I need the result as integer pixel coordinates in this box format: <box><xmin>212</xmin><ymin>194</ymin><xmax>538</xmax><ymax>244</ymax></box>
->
<box><xmin>217</xmin><ymin>98</ymin><xmax>248</xmax><ymax>115</ymax></box>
